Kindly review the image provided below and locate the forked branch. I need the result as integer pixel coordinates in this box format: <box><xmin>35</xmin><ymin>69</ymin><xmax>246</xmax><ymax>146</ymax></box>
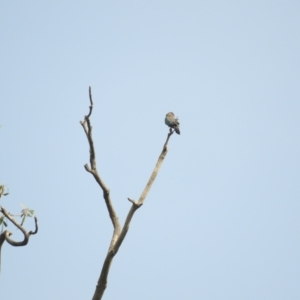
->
<box><xmin>0</xmin><ymin>207</ymin><xmax>38</xmax><ymax>247</ymax></box>
<box><xmin>81</xmin><ymin>87</ymin><xmax>174</xmax><ymax>300</ymax></box>
<box><xmin>0</xmin><ymin>206</ymin><xmax>38</xmax><ymax>272</ymax></box>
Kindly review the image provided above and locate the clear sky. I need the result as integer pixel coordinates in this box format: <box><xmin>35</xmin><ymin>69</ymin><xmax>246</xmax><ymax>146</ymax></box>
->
<box><xmin>1</xmin><ymin>1</ymin><xmax>299</xmax><ymax>299</ymax></box>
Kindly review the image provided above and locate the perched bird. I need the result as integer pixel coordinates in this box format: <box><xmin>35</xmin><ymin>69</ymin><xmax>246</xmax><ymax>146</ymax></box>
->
<box><xmin>165</xmin><ymin>112</ymin><xmax>180</xmax><ymax>134</ymax></box>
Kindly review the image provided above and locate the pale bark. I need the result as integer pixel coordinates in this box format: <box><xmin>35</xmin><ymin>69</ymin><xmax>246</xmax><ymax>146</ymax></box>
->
<box><xmin>80</xmin><ymin>87</ymin><xmax>176</xmax><ymax>300</ymax></box>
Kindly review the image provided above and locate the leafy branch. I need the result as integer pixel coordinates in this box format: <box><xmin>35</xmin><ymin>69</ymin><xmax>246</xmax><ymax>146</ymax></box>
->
<box><xmin>0</xmin><ymin>187</ymin><xmax>38</xmax><ymax>272</ymax></box>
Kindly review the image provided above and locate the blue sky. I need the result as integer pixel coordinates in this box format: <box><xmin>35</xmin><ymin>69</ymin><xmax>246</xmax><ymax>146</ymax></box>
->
<box><xmin>1</xmin><ymin>1</ymin><xmax>300</xmax><ymax>299</ymax></box>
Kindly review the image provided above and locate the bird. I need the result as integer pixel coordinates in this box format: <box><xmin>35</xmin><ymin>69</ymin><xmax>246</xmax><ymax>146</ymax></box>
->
<box><xmin>165</xmin><ymin>112</ymin><xmax>180</xmax><ymax>134</ymax></box>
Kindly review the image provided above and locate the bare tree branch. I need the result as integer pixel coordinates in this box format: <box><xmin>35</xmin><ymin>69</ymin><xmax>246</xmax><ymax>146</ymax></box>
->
<box><xmin>81</xmin><ymin>87</ymin><xmax>174</xmax><ymax>300</ymax></box>
<box><xmin>80</xmin><ymin>87</ymin><xmax>121</xmax><ymax>245</ymax></box>
<box><xmin>113</xmin><ymin>130</ymin><xmax>173</xmax><ymax>253</ymax></box>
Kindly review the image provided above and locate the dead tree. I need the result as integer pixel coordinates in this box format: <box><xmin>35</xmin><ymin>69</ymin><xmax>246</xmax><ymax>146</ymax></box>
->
<box><xmin>80</xmin><ymin>87</ymin><xmax>177</xmax><ymax>300</ymax></box>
